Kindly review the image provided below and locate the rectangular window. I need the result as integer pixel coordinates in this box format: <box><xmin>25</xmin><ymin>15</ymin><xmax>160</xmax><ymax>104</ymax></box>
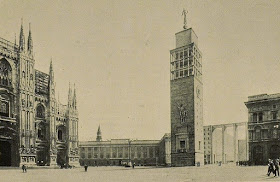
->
<box><xmin>143</xmin><ymin>147</ymin><xmax>147</xmax><ymax>158</ymax></box>
<box><xmin>189</xmin><ymin>49</ymin><xmax>192</xmax><ymax>56</ymax></box>
<box><xmin>149</xmin><ymin>148</ymin><xmax>154</xmax><ymax>158</ymax></box>
<box><xmin>184</xmin><ymin>70</ymin><xmax>188</xmax><ymax>77</ymax></box>
<box><xmin>176</xmin><ymin>62</ymin><xmax>179</xmax><ymax>69</ymax></box>
<box><xmin>184</xmin><ymin>49</ymin><xmax>188</xmax><ymax>57</ymax></box>
<box><xmin>199</xmin><ymin>141</ymin><xmax>201</xmax><ymax>150</ymax></box>
<box><xmin>189</xmin><ymin>59</ymin><xmax>193</xmax><ymax>65</ymax></box>
<box><xmin>180</xmin><ymin>61</ymin><xmax>183</xmax><ymax>68</ymax></box>
<box><xmin>180</xmin><ymin>52</ymin><xmax>183</xmax><ymax>59</ymax></box>
<box><xmin>184</xmin><ymin>60</ymin><xmax>188</xmax><ymax>67</ymax></box>
<box><xmin>272</xmin><ymin>112</ymin><xmax>277</xmax><ymax>120</ymax></box>
<box><xmin>180</xmin><ymin>140</ymin><xmax>186</xmax><ymax>149</ymax></box>
<box><xmin>112</xmin><ymin>148</ymin><xmax>117</xmax><ymax>158</ymax></box>
<box><xmin>180</xmin><ymin>71</ymin><xmax>183</xmax><ymax>77</ymax></box>
<box><xmin>258</xmin><ymin>113</ymin><xmax>263</xmax><ymax>122</ymax></box>
<box><xmin>88</xmin><ymin>152</ymin><xmax>92</xmax><ymax>159</ymax></box>
<box><xmin>253</xmin><ymin>113</ymin><xmax>257</xmax><ymax>122</ymax></box>
<box><xmin>176</xmin><ymin>53</ymin><xmax>179</xmax><ymax>60</ymax></box>
<box><xmin>189</xmin><ymin>68</ymin><xmax>193</xmax><ymax>75</ymax></box>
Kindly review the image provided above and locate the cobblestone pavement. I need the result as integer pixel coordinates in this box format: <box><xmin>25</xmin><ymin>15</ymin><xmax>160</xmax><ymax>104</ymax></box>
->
<box><xmin>1</xmin><ymin>164</ymin><xmax>279</xmax><ymax>182</ymax></box>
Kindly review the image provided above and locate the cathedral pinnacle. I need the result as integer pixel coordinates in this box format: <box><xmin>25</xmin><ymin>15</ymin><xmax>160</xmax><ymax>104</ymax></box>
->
<box><xmin>49</xmin><ymin>59</ymin><xmax>54</xmax><ymax>81</ymax></box>
<box><xmin>19</xmin><ymin>18</ymin><xmax>25</xmax><ymax>52</ymax></box>
<box><xmin>73</xmin><ymin>83</ymin><xmax>77</xmax><ymax>109</ymax></box>
<box><xmin>96</xmin><ymin>125</ymin><xmax>102</xmax><ymax>142</ymax></box>
<box><xmin>27</xmin><ymin>23</ymin><xmax>33</xmax><ymax>55</ymax></box>
<box><xmin>68</xmin><ymin>82</ymin><xmax>73</xmax><ymax>108</ymax></box>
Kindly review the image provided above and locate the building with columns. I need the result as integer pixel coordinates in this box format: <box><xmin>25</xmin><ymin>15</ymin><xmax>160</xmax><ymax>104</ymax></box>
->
<box><xmin>203</xmin><ymin>123</ymin><xmax>248</xmax><ymax>164</ymax></box>
<box><xmin>0</xmin><ymin>22</ymin><xmax>79</xmax><ymax>167</ymax></box>
<box><xmin>245</xmin><ymin>93</ymin><xmax>280</xmax><ymax>165</ymax></box>
<box><xmin>79</xmin><ymin>127</ymin><xmax>171</xmax><ymax>166</ymax></box>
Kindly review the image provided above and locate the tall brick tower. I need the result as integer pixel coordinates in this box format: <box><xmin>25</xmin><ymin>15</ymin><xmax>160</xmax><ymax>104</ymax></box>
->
<box><xmin>170</xmin><ymin>17</ymin><xmax>204</xmax><ymax>166</ymax></box>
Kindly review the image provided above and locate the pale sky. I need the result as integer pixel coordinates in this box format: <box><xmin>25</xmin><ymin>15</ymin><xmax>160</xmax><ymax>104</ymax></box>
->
<box><xmin>1</xmin><ymin>0</ymin><xmax>280</xmax><ymax>141</ymax></box>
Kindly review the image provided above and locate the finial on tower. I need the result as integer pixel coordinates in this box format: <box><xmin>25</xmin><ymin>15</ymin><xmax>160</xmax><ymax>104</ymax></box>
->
<box><xmin>182</xmin><ymin>9</ymin><xmax>188</xmax><ymax>29</ymax></box>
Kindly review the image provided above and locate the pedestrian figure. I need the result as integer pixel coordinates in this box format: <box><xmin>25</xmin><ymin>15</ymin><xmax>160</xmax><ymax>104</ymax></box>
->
<box><xmin>274</xmin><ymin>159</ymin><xmax>280</xmax><ymax>177</ymax></box>
<box><xmin>22</xmin><ymin>164</ymin><xmax>25</xmax><ymax>173</ymax></box>
<box><xmin>132</xmin><ymin>162</ymin><xmax>135</xmax><ymax>169</ymax></box>
<box><xmin>267</xmin><ymin>159</ymin><xmax>275</xmax><ymax>176</ymax></box>
<box><xmin>84</xmin><ymin>164</ymin><xmax>88</xmax><ymax>172</ymax></box>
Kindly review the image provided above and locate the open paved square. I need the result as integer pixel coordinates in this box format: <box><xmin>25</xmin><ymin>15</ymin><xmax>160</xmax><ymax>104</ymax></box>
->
<box><xmin>1</xmin><ymin>164</ymin><xmax>280</xmax><ymax>182</ymax></box>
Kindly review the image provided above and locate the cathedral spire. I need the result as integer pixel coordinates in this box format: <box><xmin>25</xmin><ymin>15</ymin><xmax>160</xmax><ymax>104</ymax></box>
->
<box><xmin>96</xmin><ymin>125</ymin><xmax>102</xmax><ymax>142</ymax></box>
<box><xmin>19</xmin><ymin>18</ymin><xmax>25</xmax><ymax>52</ymax></box>
<box><xmin>14</xmin><ymin>33</ymin><xmax>17</xmax><ymax>51</ymax></box>
<box><xmin>27</xmin><ymin>23</ymin><xmax>33</xmax><ymax>55</ymax></box>
<box><xmin>49</xmin><ymin>59</ymin><xmax>54</xmax><ymax>83</ymax></box>
<box><xmin>73</xmin><ymin>83</ymin><xmax>77</xmax><ymax>109</ymax></box>
<box><xmin>14</xmin><ymin>33</ymin><xmax>16</xmax><ymax>45</ymax></box>
<box><xmin>68</xmin><ymin>82</ymin><xmax>73</xmax><ymax>108</ymax></box>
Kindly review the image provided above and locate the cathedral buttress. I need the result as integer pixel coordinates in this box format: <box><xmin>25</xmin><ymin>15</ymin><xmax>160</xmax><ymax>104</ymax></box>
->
<box><xmin>18</xmin><ymin>21</ymin><xmax>36</xmax><ymax>166</ymax></box>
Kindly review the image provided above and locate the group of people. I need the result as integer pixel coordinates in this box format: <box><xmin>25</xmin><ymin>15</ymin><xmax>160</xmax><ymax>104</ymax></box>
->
<box><xmin>267</xmin><ymin>159</ymin><xmax>280</xmax><ymax>177</ymax></box>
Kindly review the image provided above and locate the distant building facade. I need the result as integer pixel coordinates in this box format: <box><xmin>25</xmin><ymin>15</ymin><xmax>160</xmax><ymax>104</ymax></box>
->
<box><xmin>170</xmin><ymin>27</ymin><xmax>204</xmax><ymax>166</ymax></box>
<box><xmin>245</xmin><ymin>93</ymin><xmax>280</xmax><ymax>165</ymax></box>
<box><xmin>158</xmin><ymin>133</ymin><xmax>171</xmax><ymax>166</ymax></box>
<box><xmin>0</xmin><ymin>23</ymin><xmax>79</xmax><ymax>167</ymax></box>
<box><xmin>79</xmin><ymin>127</ymin><xmax>171</xmax><ymax>166</ymax></box>
<box><xmin>203</xmin><ymin>126</ymin><xmax>212</xmax><ymax>164</ymax></box>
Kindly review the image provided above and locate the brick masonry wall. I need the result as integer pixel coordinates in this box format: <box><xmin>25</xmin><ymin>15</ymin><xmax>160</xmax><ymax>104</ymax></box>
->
<box><xmin>171</xmin><ymin>76</ymin><xmax>195</xmax><ymax>166</ymax></box>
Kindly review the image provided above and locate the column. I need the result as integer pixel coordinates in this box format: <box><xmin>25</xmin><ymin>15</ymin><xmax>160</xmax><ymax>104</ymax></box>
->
<box><xmin>110</xmin><ymin>146</ymin><xmax>112</xmax><ymax>159</ymax></box>
<box><xmin>245</xmin><ymin>123</ymin><xmax>249</xmax><ymax>161</ymax></box>
<box><xmin>222</xmin><ymin>126</ymin><xmax>225</xmax><ymax>164</ymax></box>
<box><xmin>211</xmin><ymin>126</ymin><xmax>214</xmax><ymax>164</ymax></box>
<box><xmin>233</xmin><ymin>124</ymin><xmax>237</xmax><ymax>162</ymax></box>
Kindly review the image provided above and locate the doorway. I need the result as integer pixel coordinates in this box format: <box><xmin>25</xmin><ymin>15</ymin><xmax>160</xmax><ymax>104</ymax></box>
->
<box><xmin>0</xmin><ymin>141</ymin><xmax>11</xmax><ymax>166</ymax></box>
<box><xmin>253</xmin><ymin>145</ymin><xmax>263</xmax><ymax>165</ymax></box>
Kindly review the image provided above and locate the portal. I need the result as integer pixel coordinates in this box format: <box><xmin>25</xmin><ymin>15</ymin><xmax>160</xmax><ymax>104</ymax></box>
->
<box><xmin>0</xmin><ymin>141</ymin><xmax>11</xmax><ymax>166</ymax></box>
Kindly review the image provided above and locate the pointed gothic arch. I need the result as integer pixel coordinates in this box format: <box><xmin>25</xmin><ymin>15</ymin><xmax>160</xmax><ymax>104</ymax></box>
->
<box><xmin>36</xmin><ymin>104</ymin><xmax>45</xmax><ymax>119</ymax></box>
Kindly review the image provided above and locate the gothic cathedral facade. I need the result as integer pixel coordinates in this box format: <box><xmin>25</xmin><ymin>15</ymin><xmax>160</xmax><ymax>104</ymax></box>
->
<box><xmin>170</xmin><ymin>27</ymin><xmax>204</xmax><ymax>166</ymax></box>
<box><xmin>0</xmin><ymin>22</ymin><xmax>79</xmax><ymax>167</ymax></box>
